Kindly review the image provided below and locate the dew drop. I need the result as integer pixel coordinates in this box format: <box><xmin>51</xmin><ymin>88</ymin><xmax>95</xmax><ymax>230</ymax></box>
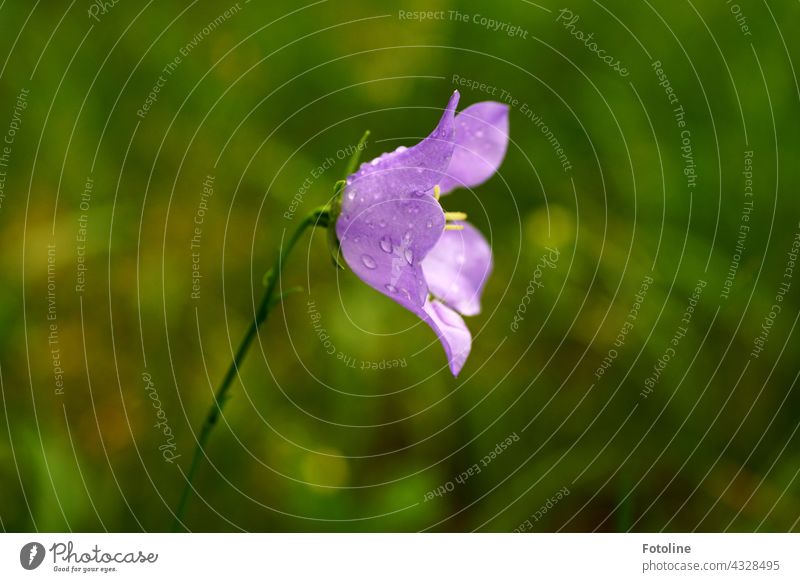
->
<box><xmin>404</xmin><ymin>249</ymin><xmax>414</xmax><ymax>265</ymax></box>
<box><xmin>379</xmin><ymin>237</ymin><xmax>392</xmax><ymax>253</ymax></box>
<box><xmin>395</xmin><ymin>146</ymin><xmax>407</xmax><ymax>153</ymax></box>
<box><xmin>403</xmin><ymin>231</ymin><xmax>412</xmax><ymax>243</ymax></box>
<box><xmin>361</xmin><ymin>254</ymin><xmax>377</xmax><ymax>269</ymax></box>
<box><xmin>370</xmin><ymin>158</ymin><xmax>380</xmax><ymax>166</ymax></box>
<box><xmin>426</xmin><ymin>220</ymin><xmax>433</xmax><ymax>228</ymax></box>
<box><xmin>347</xmin><ymin>191</ymin><xmax>355</xmax><ymax>201</ymax></box>
<box><xmin>379</xmin><ymin>220</ymin><xmax>386</xmax><ymax>228</ymax></box>
<box><xmin>385</xmin><ymin>284</ymin><xmax>397</xmax><ymax>293</ymax></box>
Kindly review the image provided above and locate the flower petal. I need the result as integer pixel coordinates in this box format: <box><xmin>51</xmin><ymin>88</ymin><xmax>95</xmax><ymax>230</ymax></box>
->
<box><xmin>337</xmin><ymin>195</ymin><xmax>446</xmax><ymax>311</ymax></box>
<box><xmin>422</xmin><ymin>221</ymin><xmax>493</xmax><ymax>316</ymax></box>
<box><xmin>438</xmin><ymin>102</ymin><xmax>509</xmax><ymax>195</ymax></box>
<box><xmin>421</xmin><ymin>298</ymin><xmax>472</xmax><ymax>376</ymax></box>
<box><xmin>343</xmin><ymin>91</ymin><xmax>460</xmax><ymax>205</ymax></box>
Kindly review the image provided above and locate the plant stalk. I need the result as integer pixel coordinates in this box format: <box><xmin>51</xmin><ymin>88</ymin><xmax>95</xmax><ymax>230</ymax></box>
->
<box><xmin>171</xmin><ymin>208</ymin><xmax>327</xmax><ymax>531</ymax></box>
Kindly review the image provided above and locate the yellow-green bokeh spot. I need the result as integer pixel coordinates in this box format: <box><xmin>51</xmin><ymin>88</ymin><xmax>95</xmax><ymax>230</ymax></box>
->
<box><xmin>300</xmin><ymin>448</ymin><xmax>349</xmax><ymax>494</ymax></box>
<box><xmin>525</xmin><ymin>204</ymin><xmax>574</xmax><ymax>249</ymax></box>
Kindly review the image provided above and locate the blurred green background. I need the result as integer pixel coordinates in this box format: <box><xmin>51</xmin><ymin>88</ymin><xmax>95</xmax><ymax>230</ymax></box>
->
<box><xmin>0</xmin><ymin>0</ymin><xmax>799</xmax><ymax>532</ymax></box>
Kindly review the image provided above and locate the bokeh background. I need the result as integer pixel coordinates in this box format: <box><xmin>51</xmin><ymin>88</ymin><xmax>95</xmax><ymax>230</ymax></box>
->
<box><xmin>0</xmin><ymin>0</ymin><xmax>798</xmax><ymax>532</ymax></box>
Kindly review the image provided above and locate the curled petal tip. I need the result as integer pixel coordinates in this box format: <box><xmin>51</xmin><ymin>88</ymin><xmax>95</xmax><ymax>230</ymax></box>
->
<box><xmin>423</xmin><ymin>299</ymin><xmax>471</xmax><ymax>376</ymax></box>
<box><xmin>438</xmin><ymin>100</ymin><xmax>510</xmax><ymax>195</ymax></box>
<box><xmin>446</xmin><ymin>90</ymin><xmax>460</xmax><ymax>113</ymax></box>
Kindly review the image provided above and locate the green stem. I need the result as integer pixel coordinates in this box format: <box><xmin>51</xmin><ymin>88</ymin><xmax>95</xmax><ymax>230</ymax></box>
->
<box><xmin>171</xmin><ymin>208</ymin><xmax>327</xmax><ymax>531</ymax></box>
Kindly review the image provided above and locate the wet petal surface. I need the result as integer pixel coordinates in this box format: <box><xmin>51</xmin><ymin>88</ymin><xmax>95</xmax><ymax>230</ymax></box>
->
<box><xmin>337</xmin><ymin>195</ymin><xmax>446</xmax><ymax>310</ymax></box>
<box><xmin>341</xmin><ymin>91</ymin><xmax>460</xmax><ymax>208</ymax></box>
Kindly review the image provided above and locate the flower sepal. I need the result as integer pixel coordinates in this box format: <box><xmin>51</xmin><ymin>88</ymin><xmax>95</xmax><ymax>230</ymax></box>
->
<box><xmin>326</xmin><ymin>180</ymin><xmax>347</xmax><ymax>270</ymax></box>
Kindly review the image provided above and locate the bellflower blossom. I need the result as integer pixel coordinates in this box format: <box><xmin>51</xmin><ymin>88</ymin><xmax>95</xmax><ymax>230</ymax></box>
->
<box><xmin>335</xmin><ymin>91</ymin><xmax>509</xmax><ymax>375</ymax></box>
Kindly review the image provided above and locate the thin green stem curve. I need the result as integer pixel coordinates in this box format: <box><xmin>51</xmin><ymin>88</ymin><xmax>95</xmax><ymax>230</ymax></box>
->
<box><xmin>171</xmin><ymin>208</ymin><xmax>327</xmax><ymax>531</ymax></box>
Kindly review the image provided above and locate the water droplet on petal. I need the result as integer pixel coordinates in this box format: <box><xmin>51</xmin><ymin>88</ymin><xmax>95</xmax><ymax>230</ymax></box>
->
<box><xmin>370</xmin><ymin>158</ymin><xmax>380</xmax><ymax>166</ymax></box>
<box><xmin>385</xmin><ymin>284</ymin><xmax>397</xmax><ymax>293</ymax></box>
<box><xmin>426</xmin><ymin>220</ymin><xmax>433</xmax><ymax>228</ymax></box>
<box><xmin>347</xmin><ymin>191</ymin><xmax>355</xmax><ymax>201</ymax></box>
<box><xmin>395</xmin><ymin>146</ymin><xmax>407</xmax><ymax>153</ymax></box>
<box><xmin>361</xmin><ymin>255</ymin><xmax>377</xmax><ymax>269</ymax></box>
<box><xmin>379</xmin><ymin>220</ymin><xmax>386</xmax><ymax>228</ymax></box>
<box><xmin>379</xmin><ymin>237</ymin><xmax>392</xmax><ymax>253</ymax></box>
<box><xmin>404</xmin><ymin>249</ymin><xmax>414</xmax><ymax>264</ymax></box>
<box><xmin>403</xmin><ymin>231</ymin><xmax>412</xmax><ymax>243</ymax></box>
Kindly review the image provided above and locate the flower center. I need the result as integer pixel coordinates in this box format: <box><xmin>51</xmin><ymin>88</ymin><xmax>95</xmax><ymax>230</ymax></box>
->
<box><xmin>435</xmin><ymin>185</ymin><xmax>467</xmax><ymax>231</ymax></box>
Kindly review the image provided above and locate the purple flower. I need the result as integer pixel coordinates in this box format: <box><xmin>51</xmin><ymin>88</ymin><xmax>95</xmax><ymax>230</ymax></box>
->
<box><xmin>335</xmin><ymin>91</ymin><xmax>509</xmax><ymax>376</ymax></box>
